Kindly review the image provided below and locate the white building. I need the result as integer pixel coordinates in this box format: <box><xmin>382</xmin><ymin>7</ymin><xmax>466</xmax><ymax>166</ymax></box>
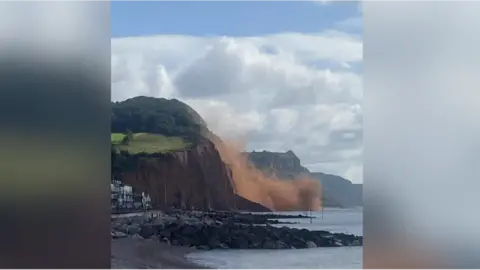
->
<box><xmin>111</xmin><ymin>179</ymin><xmax>133</xmax><ymax>209</ymax></box>
<box><xmin>120</xmin><ymin>185</ymin><xmax>133</xmax><ymax>208</ymax></box>
<box><xmin>111</xmin><ymin>179</ymin><xmax>152</xmax><ymax>210</ymax></box>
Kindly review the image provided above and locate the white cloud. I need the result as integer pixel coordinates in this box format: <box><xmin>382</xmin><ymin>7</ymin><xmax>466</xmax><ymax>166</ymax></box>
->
<box><xmin>111</xmin><ymin>30</ymin><xmax>363</xmax><ymax>183</ymax></box>
<box><xmin>269</xmin><ymin>109</ymin><xmax>299</xmax><ymax>134</ymax></box>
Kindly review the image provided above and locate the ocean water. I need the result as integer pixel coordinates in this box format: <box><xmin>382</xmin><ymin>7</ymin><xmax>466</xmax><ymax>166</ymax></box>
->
<box><xmin>187</xmin><ymin>208</ymin><xmax>363</xmax><ymax>269</ymax></box>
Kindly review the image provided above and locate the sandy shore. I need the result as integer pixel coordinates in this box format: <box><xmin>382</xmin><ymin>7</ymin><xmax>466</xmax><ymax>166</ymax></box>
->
<box><xmin>111</xmin><ymin>238</ymin><xmax>209</xmax><ymax>269</ymax></box>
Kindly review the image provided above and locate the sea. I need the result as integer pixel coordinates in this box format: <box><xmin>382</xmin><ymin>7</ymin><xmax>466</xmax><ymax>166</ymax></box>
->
<box><xmin>186</xmin><ymin>208</ymin><xmax>363</xmax><ymax>269</ymax></box>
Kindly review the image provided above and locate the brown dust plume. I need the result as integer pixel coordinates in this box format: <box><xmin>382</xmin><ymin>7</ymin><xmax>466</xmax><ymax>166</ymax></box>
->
<box><xmin>211</xmin><ymin>138</ymin><xmax>322</xmax><ymax>211</ymax></box>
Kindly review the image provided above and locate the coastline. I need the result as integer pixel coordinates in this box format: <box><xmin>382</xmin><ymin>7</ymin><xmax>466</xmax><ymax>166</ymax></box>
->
<box><xmin>111</xmin><ymin>209</ymin><xmax>362</xmax><ymax>269</ymax></box>
<box><xmin>111</xmin><ymin>238</ymin><xmax>208</xmax><ymax>269</ymax></box>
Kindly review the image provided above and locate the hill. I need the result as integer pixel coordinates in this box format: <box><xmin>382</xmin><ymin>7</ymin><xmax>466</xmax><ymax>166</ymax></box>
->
<box><xmin>111</xmin><ymin>96</ymin><xmax>208</xmax><ymax>145</ymax></box>
<box><xmin>111</xmin><ymin>97</ymin><xmax>270</xmax><ymax>212</ymax></box>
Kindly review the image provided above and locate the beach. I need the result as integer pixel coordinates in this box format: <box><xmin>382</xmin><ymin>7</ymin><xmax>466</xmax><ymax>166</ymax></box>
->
<box><xmin>112</xmin><ymin>237</ymin><xmax>206</xmax><ymax>269</ymax></box>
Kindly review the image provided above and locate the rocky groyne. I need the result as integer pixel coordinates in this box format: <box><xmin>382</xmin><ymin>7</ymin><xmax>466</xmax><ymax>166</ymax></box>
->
<box><xmin>111</xmin><ymin>210</ymin><xmax>362</xmax><ymax>251</ymax></box>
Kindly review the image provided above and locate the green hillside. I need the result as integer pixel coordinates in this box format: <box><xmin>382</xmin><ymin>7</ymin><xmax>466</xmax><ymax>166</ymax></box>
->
<box><xmin>111</xmin><ymin>97</ymin><xmax>209</xmax><ymax>177</ymax></box>
<box><xmin>111</xmin><ymin>133</ymin><xmax>126</xmax><ymax>144</ymax></box>
<box><xmin>111</xmin><ymin>96</ymin><xmax>208</xmax><ymax>145</ymax></box>
<box><xmin>111</xmin><ymin>132</ymin><xmax>191</xmax><ymax>154</ymax></box>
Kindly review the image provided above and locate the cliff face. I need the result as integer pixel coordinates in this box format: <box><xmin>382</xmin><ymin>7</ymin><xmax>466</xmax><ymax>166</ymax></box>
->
<box><xmin>118</xmin><ymin>140</ymin><xmax>270</xmax><ymax>212</ymax></box>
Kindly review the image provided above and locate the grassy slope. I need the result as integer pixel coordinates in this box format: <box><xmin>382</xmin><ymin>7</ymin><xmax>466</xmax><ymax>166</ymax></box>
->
<box><xmin>111</xmin><ymin>133</ymin><xmax>126</xmax><ymax>144</ymax></box>
<box><xmin>112</xmin><ymin>133</ymin><xmax>191</xmax><ymax>154</ymax></box>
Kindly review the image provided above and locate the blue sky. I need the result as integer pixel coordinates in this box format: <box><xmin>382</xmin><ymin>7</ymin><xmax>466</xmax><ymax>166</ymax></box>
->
<box><xmin>111</xmin><ymin>1</ymin><xmax>361</xmax><ymax>37</ymax></box>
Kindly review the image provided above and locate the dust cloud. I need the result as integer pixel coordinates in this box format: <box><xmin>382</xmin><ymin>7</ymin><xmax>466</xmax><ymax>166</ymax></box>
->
<box><xmin>212</xmin><ymin>138</ymin><xmax>322</xmax><ymax>211</ymax></box>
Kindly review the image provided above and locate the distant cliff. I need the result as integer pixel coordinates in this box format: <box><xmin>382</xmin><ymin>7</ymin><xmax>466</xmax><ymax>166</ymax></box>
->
<box><xmin>246</xmin><ymin>150</ymin><xmax>363</xmax><ymax>208</ymax></box>
<box><xmin>246</xmin><ymin>150</ymin><xmax>310</xmax><ymax>179</ymax></box>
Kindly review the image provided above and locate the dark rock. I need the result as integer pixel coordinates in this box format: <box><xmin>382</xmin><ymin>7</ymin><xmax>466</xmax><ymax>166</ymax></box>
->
<box><xmin>262</xmin><ymin>239</ymin><xmax>277</xmax><ymax>249</ymax></box>
<box><xmin>275</xmin><ymin>240</ymin><xmax>290</xmax><ymax>249</ymax></box>
<box><xmin>196</xmin><ymin>245</ymin><xmax>211</xmax><ymax>250</ymax></box>
<box><xmin>207</xmin><ymin>236</ymin><xmax>221</xmax><ymax>249</ymax></box>
<box><xmin>139</xmin><ymin>225</ymin><xmax>156</xmax><ymax>239</ymax></box>
<box><xmin>181</xmin><ymin>225</ymin><xmax>197</xmax><ymax>236</ymax></box>
<box><xmin>251</xmin><ymin>226</ymin><xmax>268</xmax><ymax>238</ymax></box>
<box><xmin>152</xmin><ymin>224</ymin><xmax>165</xmax><ymax>233</ymax></box>
<box><xmin>351</xmin><ymin>239</ymin><xmax>361</xmax><ymax>246</ymax></box>
<box><xmin>245</xmin><ymin>233</ymin><xmax>262</xmax><ymax>248</ymax></box>
<box><xmin>158</xmin><ymin>229</ymin><xmax>172</xmax><ymax>239</ymax></box>
<box><xmin>176</xmin><ymin>216</ymin><xmax>185</xmax><ymax>226</ymax></box>
<box><xmin>313</xmin><ymin>236</ymin><xmax>331</xmax><ymax>247</ymax></box>
<box><xmin>131</xmin><ymin>234</ymin><xmax>144</xmax><ymax>240</ymax></box>
<box><xmin>290</xmin><ymin>237</ymin><xmax>308</xmax><ymax>249</ymax></box>
<box><xmin>112</xmin><ymin>222</ymin><xmax>123</xmax><ymax>230</ymax></box>
<box><xmin>272</xmin><ymin>231</ymin><xmax>284</xmax><ymax>241</ymax></box>
<box><xmin>161</xmin><ymin>237</ymin><xmax>171</xmax><ymax>245</ymax></box>
<box><xmin>333</xmin><ymin>239</ymin><xmax>343</xmax><ymax>247</ymax></box>
<box><xmin>148</xmin><ymin>235</ymin><xmax>160</xmax><ymax>242</ymax></box>
<box><xmin>218</xmin><ymin>243</ymin><xmax>229</xmax><ymax>249</ymax></box>
<box><xmin>116</xmin><ymin>224</ymin><xmax>129</xmax><ymax>234</ymax></box>
<box><xmin>202</xmin><ymin>216</ymin><xmax>215</xmax><ymax>226</ymax></box>
<box><xmin>298</xmin><ymin>228</ymin><xmax>312</xmax><ymax>240</ymax></box>
<box><xmin>314</xmin><ymin>230</ymin><xmax>332</xmax><ymax>236</ymax></box>
<box><xmin>230</xmin><ymin>237</ymin><xmax>249</xmax><ymax>249</ymax></box>
<box><xmin>217</xmin><ymin>229</ymin><xmax>230</xmax><ymax>242</ymax></box>
<box><xmin>111</xmin><ymin>231</ymin><xmax>127</xmax><ymax>239</ymax></box>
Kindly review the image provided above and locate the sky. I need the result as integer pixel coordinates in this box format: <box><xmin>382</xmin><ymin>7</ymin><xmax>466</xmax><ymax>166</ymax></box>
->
<box><xmin>111</xmin><ymin>1</ymin><xmax>364</xmax><ymax>183</ymax></box>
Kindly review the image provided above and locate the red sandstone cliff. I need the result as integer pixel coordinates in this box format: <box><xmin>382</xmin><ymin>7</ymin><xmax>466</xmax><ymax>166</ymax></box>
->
<box><xmin>118</xmin><ymin>139</ymin><xmax>270</xmax><ymax>212</ymax></box>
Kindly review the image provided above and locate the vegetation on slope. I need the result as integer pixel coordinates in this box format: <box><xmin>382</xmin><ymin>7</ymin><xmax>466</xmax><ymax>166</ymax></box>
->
<box><xmin>111</xmin><ymin>96</ymin><xmax>208</xmax><ymax>144</ymax></box>
<box><xmin>112</xmin><ymin>133</ymin><xmax>191</xmax><ymax>154</ymax></box>
<box><xmin>111</xmin><ymin>133</ymin><xmax>126</xmax><ymax>144</ymax></box>
<box><xmin>111</xmin><ymin>96</ymin><xmax>209</xmax><ymax>177</ymax></box>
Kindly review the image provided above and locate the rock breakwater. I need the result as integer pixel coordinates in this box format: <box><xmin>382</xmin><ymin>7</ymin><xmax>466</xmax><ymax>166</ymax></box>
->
<box><xmin>111</xmin><ymin>211</ymin><xmax>363</xmax><ymax>251</ymax></box>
